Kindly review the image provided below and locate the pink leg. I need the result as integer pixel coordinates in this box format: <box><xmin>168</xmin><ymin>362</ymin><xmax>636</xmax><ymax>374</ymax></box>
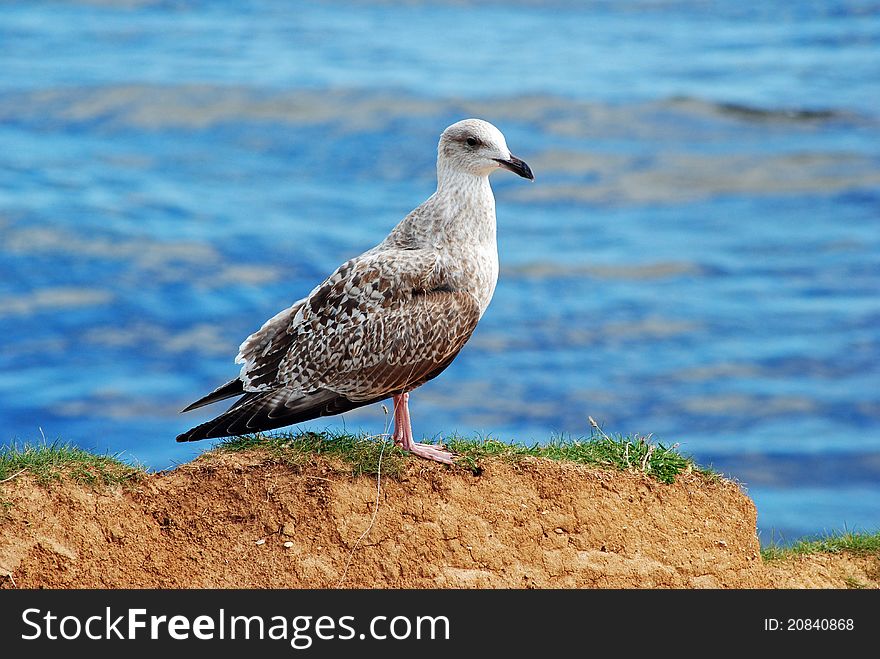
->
<box><xmin>391</xmin><ymin>394</ymin><xmax>408</xmax><ymax>447</ymax></box>
<box><xmin>391</xmin><ymin>393</ymin><xmax>456</xmax><ymax>465</ymax></box>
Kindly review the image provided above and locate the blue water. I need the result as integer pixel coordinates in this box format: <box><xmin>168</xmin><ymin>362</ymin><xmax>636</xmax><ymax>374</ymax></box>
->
<box><xmin>1</xmin><ymin>0</ymin><xmax>879</xmax><ymax>544</ymax></box>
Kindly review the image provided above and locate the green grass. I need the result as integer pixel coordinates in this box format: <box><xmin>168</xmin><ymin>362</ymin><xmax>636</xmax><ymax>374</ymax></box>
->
<box><xmin>218</xmin><ymin>431</ymin><xmax>410</xmax><ymax>479</ymax></box>
<box><xmin>761</xmin><ymin>530</ymin><xmax>880</xmax><ymax>561</ymax></box>
<box><xmin>0</xmin><ymin>441</ymin><xmax>144</xmax><ymax>486</ymax></box>
<box><xmin>446</xmin><ymin>434</ymin><xmax>710</xmax><ymax>484</ymax></box>
<box><xmin>217</xmin><ymin>430</ymin><xmax>710</xmax><ymax>484</ymax></box>
<box><xmin>0</xmin><ymin>431</ymin><xmax>711</xmax><ymax>488</ymax></box>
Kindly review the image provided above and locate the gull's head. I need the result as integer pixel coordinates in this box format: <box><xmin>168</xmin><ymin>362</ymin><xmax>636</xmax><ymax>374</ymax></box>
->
<box><xmin>437</xmin><ymin>118</ymin><xmax>534</xmax><ymax>181</ymax></box>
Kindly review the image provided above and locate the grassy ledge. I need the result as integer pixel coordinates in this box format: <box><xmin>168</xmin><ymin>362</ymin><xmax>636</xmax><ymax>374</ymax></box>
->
<box><xmin>761</xmin><ymin>530</ymin><xmax>880</xmax><ymax>562</ymax></box>
<box><xmin>216</xmin><ymin>430</ymin><xmax>711</xmax><ymax>484</ymax></box>
<box><xmin>0</xmin><ymin>441</ymin><xmax>144</xmax><ymax>486</ymax></box>
<box><xmin>0</xmin><ymin>432</ymin><xmax>711</xmax><ymax>487</ymax></box>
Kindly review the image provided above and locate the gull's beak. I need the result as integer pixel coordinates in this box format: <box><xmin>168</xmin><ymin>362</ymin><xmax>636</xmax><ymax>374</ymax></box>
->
<box><xmin>494</xmin><ymin>155</ymin><xmax>534</xmax><ymax>180</ymax></box>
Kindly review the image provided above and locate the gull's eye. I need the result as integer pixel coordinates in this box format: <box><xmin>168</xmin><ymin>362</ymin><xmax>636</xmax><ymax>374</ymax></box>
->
<box><xmin>466</xmin><ymin>137</ymin><xmax>479</xmax><ymax>147</ymax></box>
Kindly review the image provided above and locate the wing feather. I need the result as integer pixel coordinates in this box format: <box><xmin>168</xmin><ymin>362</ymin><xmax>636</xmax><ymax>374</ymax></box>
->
<box><xmin>234</xmin><ymin>250</ymin><xmax>480</xmax><ymax>401</ymax></box>
<box><xmin>179</xmin><ymin>248</ymin><xmax>481</xmax><ymax>442</ymax></box>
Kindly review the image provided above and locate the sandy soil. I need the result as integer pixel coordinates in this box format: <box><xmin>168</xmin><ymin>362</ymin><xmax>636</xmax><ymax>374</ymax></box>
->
<box><xmin>1</xmin><ymin>450</ymin><xmax>876</xmax><ymax>589</ymax></box>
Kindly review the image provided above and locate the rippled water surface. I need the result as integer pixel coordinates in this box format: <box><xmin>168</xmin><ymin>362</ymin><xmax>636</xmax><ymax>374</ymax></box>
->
<box><xmin>1</xmin><ymin>0</ymin><xmax>879</xmax><ymax>542</ymax></box>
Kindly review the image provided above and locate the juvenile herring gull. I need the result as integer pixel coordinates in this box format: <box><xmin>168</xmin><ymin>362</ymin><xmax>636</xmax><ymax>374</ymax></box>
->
<box><xmin>177</xmin><ymin>118</ymin><xmax>534</xmax><ymax>463</ymax></box>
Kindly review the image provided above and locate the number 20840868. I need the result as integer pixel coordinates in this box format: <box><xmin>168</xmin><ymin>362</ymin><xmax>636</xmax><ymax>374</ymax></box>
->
<box><xmin>764</xmin><ymin>618</ymin><xmax>854</xmax><ymax>631</ymax></box>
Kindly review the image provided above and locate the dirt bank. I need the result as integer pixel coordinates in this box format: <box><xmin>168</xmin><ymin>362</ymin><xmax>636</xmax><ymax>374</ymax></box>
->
<box><xmin>1</xmin><ymin>450</ymin><xmax>876</xmax><ymax>588</ymax></box>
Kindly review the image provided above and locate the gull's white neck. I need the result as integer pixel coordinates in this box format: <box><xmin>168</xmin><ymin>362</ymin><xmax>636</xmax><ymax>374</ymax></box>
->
<box><xmin>429</xmin><ymin>162</ymin><xmax>499</xmax><ymax>314</ymax></box>
<box><xmin>380</xmin><ymin>160</ymin><xmax>500</xmax><ymax>315</ymax></box>
<box><xmin>429</xmin><ymin>162</ymin><xmax>497</xmax><ymax>248</ymax></box>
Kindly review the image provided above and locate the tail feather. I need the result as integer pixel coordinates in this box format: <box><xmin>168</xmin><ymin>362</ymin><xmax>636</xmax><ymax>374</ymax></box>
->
<box><xmin>175</xmin><ymin>388</ymin><xmax>377</xmax><ymax>442</ymax></box>
<box><xmin>180</xmin><ymin>378</ymin><xmax>245</xmax><ymax>413</ymax></box>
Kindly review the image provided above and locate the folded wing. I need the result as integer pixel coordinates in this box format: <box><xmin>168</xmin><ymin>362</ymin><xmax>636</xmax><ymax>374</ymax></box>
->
<box><xmin>177</xmin><ymin>250</ymin><xmax>481</xmax><ymax>442</ymax></box>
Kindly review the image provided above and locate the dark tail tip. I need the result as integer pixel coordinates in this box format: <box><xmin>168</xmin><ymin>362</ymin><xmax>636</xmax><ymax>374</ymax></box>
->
<box><xmin>179</xmin><ymin>378</ymin><xmax>245</xmax><ymax>414</ymax></box>
<box><xmin>176</xmin><ymin>427</ymin><xmax>206</xmax><ymax>443</ymax></box>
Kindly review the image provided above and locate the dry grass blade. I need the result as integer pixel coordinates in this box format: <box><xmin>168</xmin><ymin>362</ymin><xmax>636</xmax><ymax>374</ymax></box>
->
<box><xmin>0</xmin><ymin>469</ymin><xmax>26</xmax><ymax>484</ymax></box>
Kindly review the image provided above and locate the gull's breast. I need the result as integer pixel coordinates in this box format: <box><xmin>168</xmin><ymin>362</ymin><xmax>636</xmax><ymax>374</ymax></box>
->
<box><xmin>441</xmin><ymin>241</ymin><xmax>499</xmax><ymax>317</ymax></box>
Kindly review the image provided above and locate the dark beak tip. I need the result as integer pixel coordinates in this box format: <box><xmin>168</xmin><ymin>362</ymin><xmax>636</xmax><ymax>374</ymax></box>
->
<box><xmin>496</xmin><ymin>155</ymin><xmax>534</xmax><ymax>181</ymax></box>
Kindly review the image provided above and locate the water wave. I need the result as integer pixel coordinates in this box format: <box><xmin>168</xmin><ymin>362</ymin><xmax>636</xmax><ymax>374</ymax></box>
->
<box><xmin>0</xmin><ymin>85</ymin><xmax>869</xmax><ymax>132</ymax></box>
